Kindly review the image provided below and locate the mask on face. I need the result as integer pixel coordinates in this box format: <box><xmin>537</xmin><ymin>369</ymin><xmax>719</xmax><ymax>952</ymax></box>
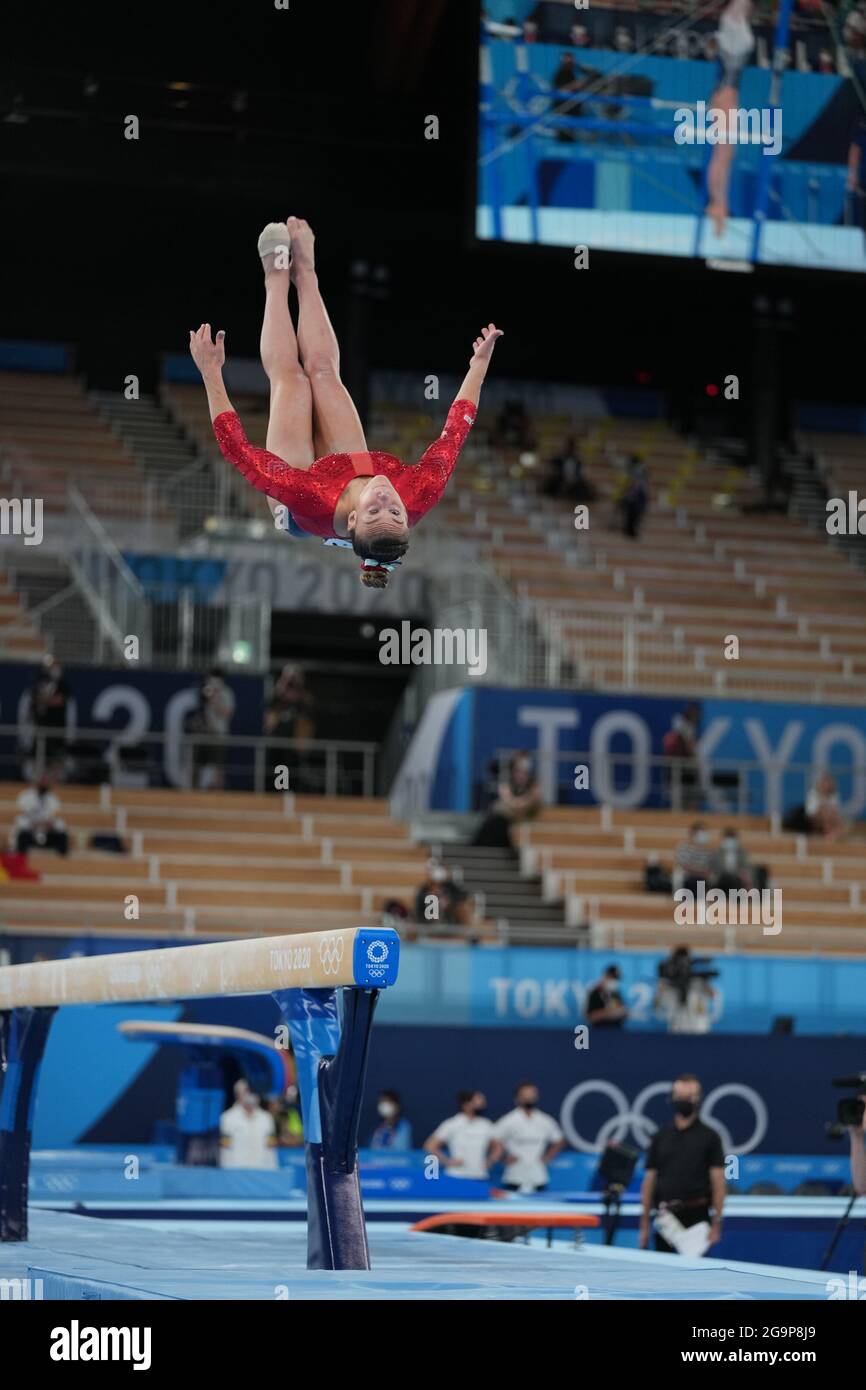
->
<box><xmin>672</xmin><ymin>1098</ymin><xmax>697</xmax><ymax>1118</ymax></box>
<box><xmin>378</xmin><ymin>1101</ymin><xmax>397</xmax><ymax>1119</ymax></box>
<box><xmin>694</xmin><ymin>830</ymin><xmax>708</xmax><ymax>845</ymax></box>
<box><xmin>521</xmin><ymin>1098</ymin><xmax>538</xmax><ymax>1111</ymax></box>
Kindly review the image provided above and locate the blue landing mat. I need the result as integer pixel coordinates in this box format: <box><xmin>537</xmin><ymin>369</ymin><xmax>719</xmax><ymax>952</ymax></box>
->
<box><xmin>0</xmin><ymin>1212</ymin><xmax>835</xmax><ymax>1301</ymax></box>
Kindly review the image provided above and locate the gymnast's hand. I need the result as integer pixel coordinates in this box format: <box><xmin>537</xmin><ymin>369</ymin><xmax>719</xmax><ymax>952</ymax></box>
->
<box><xmin>470</xmin><ymin>323</ymin><xmax>503</xmax><ymax>367</ymax></box>
<box><xmin>189</xmin><ymin>323</ymin><xmax>226</xmax><ymax>377</ymax></box>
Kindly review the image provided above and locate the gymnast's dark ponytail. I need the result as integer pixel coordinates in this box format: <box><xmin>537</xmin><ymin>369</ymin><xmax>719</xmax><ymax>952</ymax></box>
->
<box><xmin>352</xmin><ymin>533</ymin><xmax>409</xmax><ymax>589</ymax></box>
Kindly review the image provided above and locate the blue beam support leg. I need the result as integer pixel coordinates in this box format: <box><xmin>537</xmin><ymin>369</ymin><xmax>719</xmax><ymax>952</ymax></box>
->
<box><xmin>0</xmin><ymin>1007</ymin><xmax>56</xmax><ymax>1242</ymax></box>
<box><xmin>278</xmin><ymin>986</ymin><xmax>380</xmax><ymax>1271</ymax></box>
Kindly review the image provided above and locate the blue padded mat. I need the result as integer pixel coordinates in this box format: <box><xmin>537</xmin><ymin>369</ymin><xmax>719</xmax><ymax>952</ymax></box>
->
<box><xmin>0</xmin><ymin>1211</ymin><xmax>835</xmax><ymax>1301</ymax></box>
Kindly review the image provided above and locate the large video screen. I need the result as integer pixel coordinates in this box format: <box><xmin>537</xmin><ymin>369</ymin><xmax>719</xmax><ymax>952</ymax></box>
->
<box><xmin>477</xmin><ymin>0</ymin><xmax>866</xmax><ymax>272</ymax></box>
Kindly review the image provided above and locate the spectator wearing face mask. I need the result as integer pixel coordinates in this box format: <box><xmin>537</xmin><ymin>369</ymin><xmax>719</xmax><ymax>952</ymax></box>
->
<box><xmin>673</xmin><ymin>822</ymin><xmax>713</xmax><ymax>895</ymax></box>
<box><xmin>414</xmin><ymin>859</ymin><xmax>472</xmax><ymax>928</ymax></box>
<box><xmin>710</xmin><ymin>826</ymin><xmax>766</xmax><ymax>893</ymax></box>
<box><xmin>13</xmin><ymin>773</ymin><xmax>69</xmax><ymax>856</ymax></box>
<box><xmin>369</xmin><ymin>1090</ymin><xmax>412</xmax><ymax>1150</ymax></box>
<box><xmin>424</xmin><ymin>1090</ymin><xmax>498</xmax><ymax>1179</ymax></box>
<box><xmin>493</xmin><ymin>1082</ymin><xmax>566</xmax><ymax>1193</ymax></box>
<box><xmin>639</xmin><ymin>1073</ymin><xmax>725</xmax><ymax>1254</ymax></box>
<box><xmin>219</xmin><ymin>1087</ymin><xmax>278</xmax><ymax>1170</ymax></box>
<box><xmin>586</xmin><ymin>964</ymin><xmax>628</xmax><ymax>1027</ymax></box>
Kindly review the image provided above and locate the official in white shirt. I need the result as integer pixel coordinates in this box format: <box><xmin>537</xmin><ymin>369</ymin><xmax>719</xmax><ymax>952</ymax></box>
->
<box><xmin>493</xmin><ymin>1082</ymin><xmax>566</xmax><ymax>1192</ymax></box>
<box><xmin>219</xmin><ymin>1088</ymin><xmax>278</xmax><ymax>1170</ymax></box>
<box><xmin>425</xmin><ymin>1091</ymin><xmax>498</xmax><ymax>1179</ymax></box>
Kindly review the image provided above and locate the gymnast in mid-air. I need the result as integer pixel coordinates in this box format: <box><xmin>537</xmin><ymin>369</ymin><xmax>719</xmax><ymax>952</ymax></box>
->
<box><xmin>189</xmin><ymin>217</ymin><xmax>502</xmax><ymax>588</ymax></box>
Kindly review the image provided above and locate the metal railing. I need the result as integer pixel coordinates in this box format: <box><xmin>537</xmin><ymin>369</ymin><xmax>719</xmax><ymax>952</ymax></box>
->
<box><xmin>68</xmin><ymin>485</ymin><xmax>152</xmax><ymax>663</ymax></box>
<box><xmin>0</xmin><ymin>723</ymin><xmax>379</xmax><ymax>798</ymax></box>
<box><xmin>61</xmin><ymin>487</ymin><xmax>271</xmax><ymax>670</ymax></box>
<box><xmin>0</xmin><ymin>582</ymin><xmax>73</xmax><ymax>644</ymax></box>
<box><xmin>490</xmin><ymin>747</ymin><xmax>866</xmax><ymax>821</ymax></box>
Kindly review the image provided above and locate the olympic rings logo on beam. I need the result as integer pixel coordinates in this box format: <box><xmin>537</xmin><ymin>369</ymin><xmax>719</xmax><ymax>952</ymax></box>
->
<box><xmin>559</xmin><ymin>1080</ymin><xmax>768</xmax><ymax>1156</ymax></box>
<box><xmin>365</xmin><ymin>938</ymin><xmax>391</xmax><ymax>981</ymax></box>
<box><xmin>318</xmin><ymin>935</ymin><xmax>346</xmax><ymax>975</ymax></box>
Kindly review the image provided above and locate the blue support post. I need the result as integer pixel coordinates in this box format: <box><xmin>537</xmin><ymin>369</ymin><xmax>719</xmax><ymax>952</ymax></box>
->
<box><xmin>277</xmin><ymin>984</ymin><xmax>381</xmax><ymax>1271</ymax></box>
<box><xmin>0</xmin><ymin>1007</ymin><xmax>56</xmax><ymax>1241</ymax></box>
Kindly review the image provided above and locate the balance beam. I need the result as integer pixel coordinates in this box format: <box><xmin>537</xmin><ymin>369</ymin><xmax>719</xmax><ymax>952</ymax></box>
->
<box><xmin>0</xmin><ymin>926</ymin><xmax>397</xmax><ymax>1008</ymax></box>
<box><xmin>0</xmin><ymin>925</ymin><xmax>400</xmax><ymax>1268</ymax></box>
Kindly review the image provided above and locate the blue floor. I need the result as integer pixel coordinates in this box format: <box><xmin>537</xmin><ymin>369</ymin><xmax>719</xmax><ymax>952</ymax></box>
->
<box><xmin>0</xmin><ymin>1211</ymin><xmax>835</xmax><ymax>1300</ymax></box>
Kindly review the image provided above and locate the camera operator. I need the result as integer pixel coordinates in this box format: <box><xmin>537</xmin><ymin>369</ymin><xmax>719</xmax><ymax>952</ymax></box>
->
<box><xmin>654</xmin><ymin>946</ymin><xmax>717</xmax><ymax>1035</ymax></box>
<box><xmin>639</xmin><ymin>1073</ymin><xmax>726</xmax><ymax>1255</ymax></box>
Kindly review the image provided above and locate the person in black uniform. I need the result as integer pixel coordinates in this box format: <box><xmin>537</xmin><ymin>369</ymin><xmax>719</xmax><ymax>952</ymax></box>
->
<box><xmin>586</xmin><ymin>964</ymin><xmax>628</xmax><ymax>1027</ymax></box>
<box><xmin>639</xmin><ymin>1073</ymin><xmax>726</xmax><ymax>1253</ymax></box>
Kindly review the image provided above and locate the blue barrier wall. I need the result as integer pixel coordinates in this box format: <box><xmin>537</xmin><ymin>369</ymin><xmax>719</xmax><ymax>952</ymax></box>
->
<box><xmin>19</xmin><ymin>975</ymin><xmax>865</xmax><ymax>1153</ymax></box>
<box><xmin>408</xmin><ymin>686</ymin><xmax>866</xmax><ymax>818</ymax></box>
<box><xmin>375</xmin><ymin>945</ymin><xmax>866</xmax><ymax>1036</ymax></box>
<box><xmin>0</xmin><ymin>662</ymin><xmax>265</xmax><ymax>787</ymax></box>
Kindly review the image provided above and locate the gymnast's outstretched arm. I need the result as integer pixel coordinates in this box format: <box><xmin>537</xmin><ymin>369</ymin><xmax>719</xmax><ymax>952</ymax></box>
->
<box><xmin>190</xmin><ymin>324</ymin><xmax>311</xmax><ymax>511</ymax></box>
<box><xmin>190</xmin><ymin>323</ymin><xmax>234</xmax><ymax>421</ymax></box>
<box><xmin>407</xmin><ymin>324</ymin><xmax>503</xmax><ymax>521</ymax></box>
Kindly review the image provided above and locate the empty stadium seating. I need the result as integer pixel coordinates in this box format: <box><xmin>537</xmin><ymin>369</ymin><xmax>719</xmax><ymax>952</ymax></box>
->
<box><xmin>518</xmin><ymin>806</ymin><xmax>866</xmax><ymax>954</ymax></box>
<box><xmin>0</xmin><ymin>786</ymin><xmax>432</xmax><ymax>938</ymax></box>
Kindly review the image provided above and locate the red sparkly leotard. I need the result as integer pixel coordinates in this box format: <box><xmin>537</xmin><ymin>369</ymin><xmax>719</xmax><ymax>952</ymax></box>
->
<box><xmin>212</xmin><ymin>397</ymin><xmax>477</xmax><ymax>538</ymax></box>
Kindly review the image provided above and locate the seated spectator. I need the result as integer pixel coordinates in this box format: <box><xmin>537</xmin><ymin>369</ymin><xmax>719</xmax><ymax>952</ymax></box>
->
<box><xmin>219</xmin><ymin>1087</ymin><xmax>278</xmax><ymax>1170</ymax></box>
<box><xmin>13</xmin><ymin>774</ymin><xmax>69</xmax><ymax>856</ymax></box>
<box><xmin>472</xmin><ymin>750</ymin><xmax>541</xmax><ymax>850</ymax></box>
<box><xmin>806</xmin><ymin>772</ymin><xmax>847</xmax><ymax>841</ymax></box>
<box><xmin>369</xmin><ymin>1090</ymin><xmax>412</xmax><ymax>1150</ymax></box>
<box><xmin>673</xmin><ymin>822</ymin><xmax>713</xmax><ymax>894</ymax></box>
<box><xmin>643</xmin><ymin>852</ymin><xmax>672</xmax><ymax>894</ymax></box>
<box><xmin>382</xmin><ymin>898</ymin><xmax>411</xmax><ymax>930</ymax></box>
<box><xmin>415</xmin><ymin>859</ymin><xmax>473</xmax><ymax>928</ymax></box>
<box><xmin>492</xmin><ymin>398</ymin><xmax>535</xmax><ymax>451</ymax></box>
<box><xmin>543</xmin><ymin>435</ymin><xmax>596</xmax><ymax>502</ymax></box>
<box><xmin>264</xmin><ymin>663</ymin><xmax>316</xmax><ymax>740</ymax></box>
<box><xmin>619</xmin><ymin>456</ymin><xmax>649</xmax><ymax>538</ymax></box>
<box><xmin>710</xmin><ymin>826</ymin><xmax>767</xmax><ymax>892</ymax></box>
<box><xmin>424</xmin><ymin>1090</ymin><xmax>498</xmax><ymax>1180</ymax></box>
<box><xmin>586</xmin><ymin>964</ymin><xmax>628</xmax><ymax>1027</ymax></box>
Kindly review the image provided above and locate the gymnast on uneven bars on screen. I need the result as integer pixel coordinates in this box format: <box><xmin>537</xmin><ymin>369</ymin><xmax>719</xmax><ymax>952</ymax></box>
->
<box><xmin>189</xmin><ymin>218</ymin><xmax>503</xmax><ymax>590</ymax></box>
<box><xmin>705</xmin><ymin>0</ymin><xmax>756</xmax><ymax>235</ymax></box>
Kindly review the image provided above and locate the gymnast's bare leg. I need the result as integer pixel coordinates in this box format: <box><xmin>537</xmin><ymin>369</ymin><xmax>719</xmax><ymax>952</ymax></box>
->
<box><xmin>287</xmin><ymin>217</ymin><xmax>368</xmax><ymax>459</ymax></box>
<box><xmin>259</xmin><ymin>222</ymin><xmax>316</xmax><ymax>473</ymax></box>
